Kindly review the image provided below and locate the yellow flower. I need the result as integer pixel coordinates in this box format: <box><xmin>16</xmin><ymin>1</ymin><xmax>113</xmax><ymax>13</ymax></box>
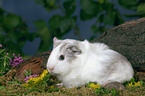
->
<box><xmin>50</xmin><ymin>85</ymin><xmax>54</xmax><ymax>89</ymax></box>
<box><xmin>22</xmin><ymin>83</ymin><xmax>30</xmax><ymax>87</ymax></box>
<box><xmin>128</xmin><ymin>81</ymin><xmax>141</xmax><ymax>87</ymax></box>
<box><xmin>23</xmin><ymin>70</ymin><xmax>49</xmax><ymax>88</ymax></box>
<box><xmin>134</xmin><ymin>81</ymin><xmax>141</xmax><ymax>86</ymax></box>
<box><xmin>89</xmin><ymin>83</ymin><xmax>101</xmax><ymax>89</ymax></box>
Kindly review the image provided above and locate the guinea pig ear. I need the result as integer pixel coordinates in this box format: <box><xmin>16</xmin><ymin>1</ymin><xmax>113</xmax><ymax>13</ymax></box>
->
<box><xmin>67</xmin><ymin>45</ymin><xmax>82</xmax><ymax>55</ymax></box>
<box><xmin>53</xmin><ymin>37</ymin><xmax>58</xmax><ymax>43</ymax></box>
<box><xmin>53</xmin><ymin>37</ymin><xmax>61</xmax><ymax>49</ymax></box>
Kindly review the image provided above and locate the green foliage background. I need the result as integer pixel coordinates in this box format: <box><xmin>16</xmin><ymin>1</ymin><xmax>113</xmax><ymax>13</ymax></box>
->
<box><xmin>0</xmin><ymin>0</ymin><xmax>145</xmax><ymax>55</ymax></box>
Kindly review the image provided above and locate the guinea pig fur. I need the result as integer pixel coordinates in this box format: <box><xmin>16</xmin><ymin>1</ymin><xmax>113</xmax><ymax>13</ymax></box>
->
<box><xmin>46</xmin><ymin>37</ymin><xmax>134</xmax><ymax>88</ymax></box>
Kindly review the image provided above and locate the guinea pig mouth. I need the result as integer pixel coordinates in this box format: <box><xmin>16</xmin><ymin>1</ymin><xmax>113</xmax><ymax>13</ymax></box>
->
<box><xmin>49</xmin><ymin>71</ymin><xmax>60</xmax><ymax>76</ymax></box>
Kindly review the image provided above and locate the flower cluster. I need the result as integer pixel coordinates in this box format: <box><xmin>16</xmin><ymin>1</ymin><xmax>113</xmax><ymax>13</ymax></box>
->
<box><xmin>88</xmin><ymin>83</ymin><xmax>101</xmax><ymax>89</ymax></box>
<box><xmin>23</xmin><ymin>70</ymin><xmax>49</xmax><ymax>88</ymax></box>
<box><xmin>128</xmin><ymin>81</ymin><xmax>142</xmax><ymax>87</ymax></box>
<box><xmin>126</xmin><ymin>78</ymin><xmax>143</xmax><ymax>87</ymax></box>
<box><xmin>9</xmin><ymin>53</ymin><xmax>23</xmax><ymax>66</ymax></box>
<box><xmin>0</xmin><ymin>44</ymin><xmax>2</xmax><ymax>47</ymax></box>
<box><xmin>24</xmin><ymin>74</ymin><xmax>39</xmax><ymax>82</ymax></box>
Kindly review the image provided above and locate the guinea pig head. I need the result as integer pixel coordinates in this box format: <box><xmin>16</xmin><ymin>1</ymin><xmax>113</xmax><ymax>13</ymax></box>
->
<box><xmin>46</xmin><ymin>38</ymin><xmax>83</xmax><ymax>76</ymax></box>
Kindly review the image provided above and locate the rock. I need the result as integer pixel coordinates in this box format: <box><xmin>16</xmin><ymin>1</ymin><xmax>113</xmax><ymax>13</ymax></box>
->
<box><xmin>103</xmin><ymin>82</ymin><xmax>125</xmax><ymax>90</ymax></box>
<box><xmin>93</xmin><ymin>17</ymin><xmax>145</xmax><ymax>70</ymax></box>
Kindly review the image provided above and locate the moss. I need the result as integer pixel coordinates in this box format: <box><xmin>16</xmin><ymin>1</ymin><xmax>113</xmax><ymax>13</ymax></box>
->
<box><xmin>0</xmin><ymin>70</ymin><xmax>145</xmax><ymax>96</ymax></box>
<box><xmin>0</xmin><ymin>81</ymin><xmax>145</xmax><ymax>96</ymax></box>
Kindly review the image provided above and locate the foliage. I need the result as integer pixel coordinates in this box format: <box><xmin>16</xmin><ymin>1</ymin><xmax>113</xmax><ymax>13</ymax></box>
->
<box><xmin>22</xmin><ymin>70</ymin><xmax>49</xmax><ymax>88</ymax></box>
<box><xmin>119</xmin><ymin>0</ymin><xmax>145</xmax><ymax>17</ymax></box>
<box><xmin>0</xmin><ymin>44</ymin><xmax>12</xmax><ymax>76</ymax></box>
<box><xmin>124</xmin><ymin>78</ymin><xmax>144</xmax><ymax>87</ymax></box>
<box><xmin>0</xmin><ymin>8</ymin><xmax>35</xmax><ymax>55</ymax></box>
<box><xmin>33</xmin><ymin>0</ymin><xmax>145</xmax><ymax>52</ymax></box>
<box><xmin>24</xmin><ymin>69</ymin><xmax>32</xmax><ymax>78</ymax></box>
<box><xmin>0</xmin><ymin>44</ymin><xmax>23</xmax><ymax>76</ymax></box>
<box><xmin>22</xmin><ymin>69</ymin><xmax>60</xmax><ymax>93</ymax></box>
<box><xmin>87</xmin><ymin>82</ymin><xmax>101</xmax><ymax>89</ymax></box>
<box><xmin>0</xmin><ymin>0</ymin><xmax>145</xmax><ymax>54</ymax></box>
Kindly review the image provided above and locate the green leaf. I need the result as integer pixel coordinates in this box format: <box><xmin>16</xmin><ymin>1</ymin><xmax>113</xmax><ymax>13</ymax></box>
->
<box><xmin>2</xmin><ymin>14</ymin><xmax>21</xmax><ymax>29</ymax></box>
<box><xmin>24</xmin><ymin>70</ymin><xmax>32</xmax><ymax>77</ymax></box>
<box><xmin>80</xmin><ymin>9</ymin><xmax>96</xmax><ymax>20</ymax></box>
<box><xmin>80</xmin><ymin>0</ymin><xmax>98</xmax><ymax>14</ymax></box>
<box><xmin>118</xmin><ymin>0</ymin><xmax>137</xmax><ymax>10</ymax></box>
<box><xmin>139</xmin><ymin>81</ymin><xmax>144</xmax><ymax>85</ymax></box>
<box><xmin>45</xmin><ymin>0</ymin><xmax>57</xmax><ymax>11</ymax></box>
<box><xmin>0</xmin><ymin>8</ymin><xmax>5</xmax><ymax>15</ymax></box>
<box><xmin>46</xmin><ymin>0</ymin><xmax>56</xmax><ymax>7</ymax></box>
<box><xmin>98</xmin><ymin>0</ymin><xmax>107</xmax><ymax>4</ymax></box>
<box><xmin>60</xmin><ymin>17</ymin><xmax>75</xmax><ymax>33</ymax></box>
<box><xmin>34</xmin><ymin>0</ymin><xmax>57</xmax><ymax>11</ymax></box>
<box><xmin>63</xmin><ymin>0</ymin><xmax>76</xmax><ymax>16</ymax></box>
<box><xmin>5</xmin><ymin>38</ymin><xmax>23</xmax><ymax>55</ymax></box>
<box><xmin>97</xmin><ymin>10</ymin><xmax>124</xmax><ymax>26</ymax></box>
<box><xmin>49</xmin><ymin>15</ymin><xmax>63</xmax><ymax>30</ymax></box>
<box><xmin>0</xmin><ymin>49</ymin><xmax>5</xmax><ymax>54</ymax></box>
<box><xmin>80</xmin><ymin>0</ymin><xmax>103</xmax><ymax>20</ymax></box>
<box><xmin>91</xmin><ymin>25</ymin><xmax>99</xmax><ymax>33</ymax></box>
<box><xmin>103</xmin><ymin>11</ymin><xmax>116</xmax><ymax>25</ymax></box>
<box><xmin>137</xmin><ymin>3</ymin><xmax>145</xmax><ymax>13</ymax></box>
<box><xmin>34</xmin><ymin>20</ymin><xmax>47</xmax><ymax>30</ymax></box>
<box><xmin>115</xmin><ymin>11</ymin><xmax>124</xmax><ymax>25</ymax></box>
<box><xmin>34</xmin><ymin>20</ymin><xmax>51</xmax><ymax>52</ymax></box>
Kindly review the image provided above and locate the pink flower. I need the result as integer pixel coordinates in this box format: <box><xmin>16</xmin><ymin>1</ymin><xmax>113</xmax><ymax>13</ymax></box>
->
<box><xmin>13</xmin><ymin>53</ymin><xmax>15</xmax><ymax>56</ymax></box>
<box><xmin>0</xmin><ymin>44</ymin><xmax>2</xmax><ymax>47</ymax></box>
<box><xmin>6</xmin><ymin>53</ymin><xmax>9</xmax><ymax>55</ymax></box>
<box><xmin>9</xmin><ymin>54</ymin><xmax>23</xmax><ymax>66</ymax></box>
<box><xmin>24</xmin><ymin>74</ymin><xmax>39</xmax><ymax>82</ymax></box>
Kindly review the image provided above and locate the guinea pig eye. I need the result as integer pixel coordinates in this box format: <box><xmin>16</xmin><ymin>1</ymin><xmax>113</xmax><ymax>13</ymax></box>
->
<box><xmin>59</xmin><ymin>55</ymin><xmax>65</xmax><ymax>61</ymax></box>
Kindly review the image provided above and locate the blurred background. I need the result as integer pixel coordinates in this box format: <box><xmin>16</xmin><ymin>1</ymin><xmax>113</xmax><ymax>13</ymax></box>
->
<box><xmin>0</xmin><ymin>0</ymin><xmax>145</xmax><ymax>56</ymax></box>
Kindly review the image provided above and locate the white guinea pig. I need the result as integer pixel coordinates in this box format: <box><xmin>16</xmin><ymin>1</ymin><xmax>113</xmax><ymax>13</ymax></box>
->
<box><xmin>46</xmin><ymin>37</ymin><xmax>134</xmax><ymax>88</ymax></box>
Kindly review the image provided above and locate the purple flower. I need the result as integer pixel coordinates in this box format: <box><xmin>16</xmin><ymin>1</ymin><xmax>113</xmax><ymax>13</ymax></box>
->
<box><xmin>0</xmin><ymin>44</ymin><xmax>2</xmax><ymax>47</ymax></box>
<box><xmin>13</xmin><ymin>53</ymin><xmax>15</xmax><ymax>56</ymax></box>
<box><xmin>24</xmin><ymin>74</ymin><xmax>39</xmax><ymax>82</ymax></box>
<box><xmin>9</xmin><ymin>54</ymin><xmax>23</xmax><ymax>66</ymax></box>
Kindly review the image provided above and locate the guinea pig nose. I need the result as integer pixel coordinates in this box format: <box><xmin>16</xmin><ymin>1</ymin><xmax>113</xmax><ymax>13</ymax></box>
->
<box><xmin>48</xmin><ymin>67</ymin><xmax>54</xmax><ymax>72</ymax></box>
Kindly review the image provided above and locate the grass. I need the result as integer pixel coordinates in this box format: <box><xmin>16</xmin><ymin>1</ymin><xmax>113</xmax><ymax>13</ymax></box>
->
<box><xmin>0</xmin><ymin>45</ymin><xmax>145</xmax><ymax>96</ymax></box>
<box><xmin>0</xmin><ymin>79</ymin><xmax>145</xmax><ymax>96</ymax></box>
<box><xmin>0</xmin><ymin>69</ymin><xmax>145</xmax><ymax>96</ymax></box>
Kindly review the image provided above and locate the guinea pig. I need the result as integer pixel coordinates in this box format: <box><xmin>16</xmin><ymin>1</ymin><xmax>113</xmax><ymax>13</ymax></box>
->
<box><xmin>46</xmin><ymin>37</ymin><xmax>134</xmax><ymax>88</ymax></box>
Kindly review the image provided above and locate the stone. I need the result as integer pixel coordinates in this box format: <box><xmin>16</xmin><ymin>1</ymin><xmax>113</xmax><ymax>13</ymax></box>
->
<box><xmin>103</xmin><ymin>82</ymin><xmax>125</xmax><ymax>90</ymax></box>
<box><xmin>93</xmin><ymin>17</ymin><xmax>145</xmax><ymax>70</ymax></box>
